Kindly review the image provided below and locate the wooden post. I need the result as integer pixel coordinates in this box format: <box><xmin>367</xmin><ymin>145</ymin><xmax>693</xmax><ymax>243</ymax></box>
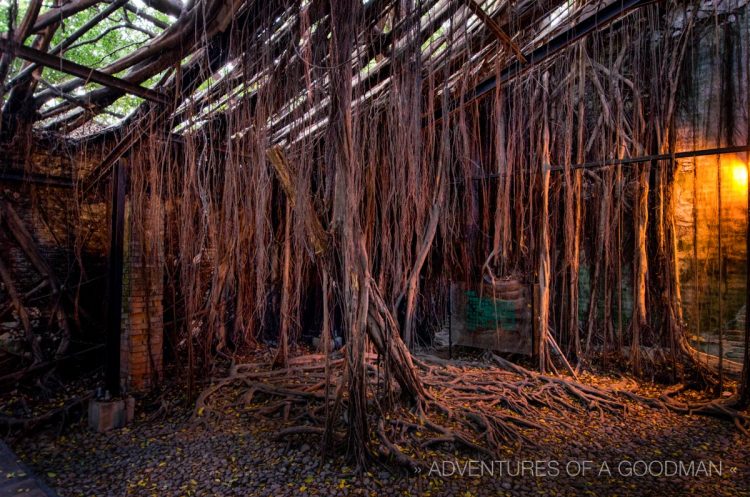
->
<box><xmin>106</xmin><ymin>159</ymin><xmax>127</xmax><ymax>397</ymax></box>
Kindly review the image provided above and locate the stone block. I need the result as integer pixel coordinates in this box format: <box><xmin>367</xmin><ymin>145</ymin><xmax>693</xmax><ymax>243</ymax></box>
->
<box><xmin>87</xmin><ymin>397</ymin><xmax>135</xmax><ymax>432</ymax></box>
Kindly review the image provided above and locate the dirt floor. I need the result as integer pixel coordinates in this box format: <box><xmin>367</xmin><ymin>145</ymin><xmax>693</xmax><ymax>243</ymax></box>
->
<box><xmin>6</xmin><ymin>360</ymin><xmax>750</xmax><ymax>497</ymax></box>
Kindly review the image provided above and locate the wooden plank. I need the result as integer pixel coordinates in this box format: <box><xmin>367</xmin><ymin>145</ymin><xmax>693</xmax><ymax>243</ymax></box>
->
<box><xmin>0</xmin><ymin>170</ymin><xmax>73</xmax><ymax>188</ymax></box>
<box><xmin>0</xmin><ymin>201</ymin><xmax>57</xmax><ymax>283</ymax></box>
<box><xmin>465</xmin><ymin>145</ymin><xmax>750</xmax><ymax>182</ymax></box>
<box><xmin>0</xmin><ymin>39</ymin><xmax>169</xmax><ymax>104</ymax></box>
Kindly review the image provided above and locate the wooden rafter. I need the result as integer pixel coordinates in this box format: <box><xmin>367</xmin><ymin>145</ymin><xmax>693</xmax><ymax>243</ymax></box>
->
<box><xmin>5</xmin><ymin>0</ymin><xmax>131</xmax><ymax>91</ymax></box>
<box><xmin>32</xmin><ymin>0</ymin><xmax>255</xmax><ymax>132</ymax></box>
<box><xmin>0</xmin><ymin>38</ymin><xmax>169</xmax><ymax>104</ymax></box>
<box><xmin>0</xmin><ymin>0</ymin><xmax>622</xmax><ymax>140</ymax></box>
<box><xmin>461</xmin><ymin>0</ymin><xmax>527</xmax><ymax>64</ymax></box>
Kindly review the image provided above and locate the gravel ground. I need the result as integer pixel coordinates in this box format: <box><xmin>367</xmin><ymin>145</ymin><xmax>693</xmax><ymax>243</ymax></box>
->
<box><xmin>8</xmin><ymin>377</ymin><xmax>750</xmax><ymax>497</ymax></box>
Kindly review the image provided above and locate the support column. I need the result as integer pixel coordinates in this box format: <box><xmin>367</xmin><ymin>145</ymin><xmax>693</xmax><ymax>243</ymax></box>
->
<box><xmin>119</xmin><ymin>190</ymin><xmax>164</xmax><ymax>393</ymax></box>
<box><xmin>105</xmin><ymin>160</ymin><xmax>126</xmax><ymax>397</ymax></box>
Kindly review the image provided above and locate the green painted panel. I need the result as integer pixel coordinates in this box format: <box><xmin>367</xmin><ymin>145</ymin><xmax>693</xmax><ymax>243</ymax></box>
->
<box><xmin>464</xmin><ymin>290</ymin><xmax>520</xmax><ymax>332</ymax></box>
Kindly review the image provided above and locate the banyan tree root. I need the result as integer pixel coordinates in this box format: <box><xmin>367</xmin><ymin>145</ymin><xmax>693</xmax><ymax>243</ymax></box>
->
<box><xmin>0</xmin><ymin>392</ymin><xmax>93</xmax><ymax>437</ymax></box>
<box><xmin>487</xmin><ymin>353</ymin><xmax>750</xmax><ymax>436</ymax></box>
<box><xmin>191</xmin><ymin>351</ymin><xmax>750</xmax><ymax>470</ymax></box>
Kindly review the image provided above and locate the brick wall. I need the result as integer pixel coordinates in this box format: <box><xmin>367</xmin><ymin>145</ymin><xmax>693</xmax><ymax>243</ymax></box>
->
<box><xmin>0</xmin><ymin>137</ymin><xmax>166</xmax><ymax>389</ymax></box>
<box><xmin>0</xmin><ymin>140</ymin><xmax>108</xmax><ymax>365</ymax></box>
<box><xmin>120</xmin><ymin>200</ymin><xmax>164</xmax><ymax>392</ymax></box>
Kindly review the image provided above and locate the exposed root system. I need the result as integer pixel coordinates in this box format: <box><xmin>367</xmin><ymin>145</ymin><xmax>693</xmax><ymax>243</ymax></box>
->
<box><xmin>195</xmin><ymin>352</ymin><xmax>749</xmax><ymax>470</ymax></box>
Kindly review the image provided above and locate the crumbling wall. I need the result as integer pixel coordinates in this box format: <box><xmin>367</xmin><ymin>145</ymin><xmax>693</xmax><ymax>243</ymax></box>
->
<box><xmin>0</xmin><ymin>138</ymin><xmax>108</xmax><ymax>369</ymax></box>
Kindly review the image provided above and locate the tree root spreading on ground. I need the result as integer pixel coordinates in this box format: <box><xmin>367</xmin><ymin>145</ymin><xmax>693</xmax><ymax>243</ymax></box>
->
<box><xmin>194</xmin><ymin>353</ymin><xmax>750</xmax><ymax>471</ymax></box>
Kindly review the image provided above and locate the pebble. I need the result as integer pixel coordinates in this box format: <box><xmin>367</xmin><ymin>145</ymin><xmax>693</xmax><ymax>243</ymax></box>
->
<box><xmin>8</xmin><ymin>380</ymin><xmax>749</xmax><ymax>497</ymax></box>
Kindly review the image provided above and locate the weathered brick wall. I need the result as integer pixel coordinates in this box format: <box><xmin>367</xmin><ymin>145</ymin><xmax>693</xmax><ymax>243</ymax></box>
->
<box><xmin>120</xmin><ymin>200</ymin><xmax>164</xmax><ymax>392</ymax></box>
<box><xmin>1</xmin><ymin>137</ymin><xmax>166</xmax><ymax>391</ymax></box>
<box><xmin>0</xmin><ymin>140</ymin><xmax>108</xmax><ymax>361</ymax></box>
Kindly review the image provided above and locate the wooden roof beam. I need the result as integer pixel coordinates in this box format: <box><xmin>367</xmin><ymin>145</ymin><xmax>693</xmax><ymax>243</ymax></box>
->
<box><xmin>5</xmin><ymin>0</ymin><xmax>131</xmax><ymax>91</ymax></box>
<box><xmin>0</xmin><ymin>38</ymin><xmax>169</xmax><ymax>104</ymax></box>
<box><xmin>461</xmin><ymin>0</ymin><xmax>526</xmax><ymax>63</ymax></box>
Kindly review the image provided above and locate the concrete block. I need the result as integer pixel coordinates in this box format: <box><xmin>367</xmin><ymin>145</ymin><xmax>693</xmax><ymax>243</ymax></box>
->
<box><xmin>88</xmin><ymin>397</ymin><xmax>135</xmax><ymax>432</ymax></box>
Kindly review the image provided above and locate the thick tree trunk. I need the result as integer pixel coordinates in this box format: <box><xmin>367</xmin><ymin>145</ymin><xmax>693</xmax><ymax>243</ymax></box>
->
<box><xmin>266</xmin><ymin>145</ymin><xmax>428</xmax><ymax>409</ymax></box>
<box><xmin>325</xmin><ymin>0</ymin><xmax>370</xmax><ymax>465</ymax></box>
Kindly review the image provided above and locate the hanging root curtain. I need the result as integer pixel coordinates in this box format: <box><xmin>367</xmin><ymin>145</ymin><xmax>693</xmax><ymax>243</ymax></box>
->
<box><xmin>0</xmin><ymin>0</ymin><xmax>749</xmax><ymax>468</ymax></box>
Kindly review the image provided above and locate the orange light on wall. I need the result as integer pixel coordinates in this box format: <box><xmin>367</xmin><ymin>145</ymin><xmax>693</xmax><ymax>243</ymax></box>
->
<box><xmin>731</xmin><ymin>160</ymin><xmax>749</xmax><ymax>192</ymax></box>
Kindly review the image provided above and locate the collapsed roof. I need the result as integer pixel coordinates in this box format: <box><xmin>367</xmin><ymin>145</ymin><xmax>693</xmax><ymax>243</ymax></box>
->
<box><xmin>0</xmin><ymin>0</ymin><xmax>658</xmax><ymax>143</ymax></box>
